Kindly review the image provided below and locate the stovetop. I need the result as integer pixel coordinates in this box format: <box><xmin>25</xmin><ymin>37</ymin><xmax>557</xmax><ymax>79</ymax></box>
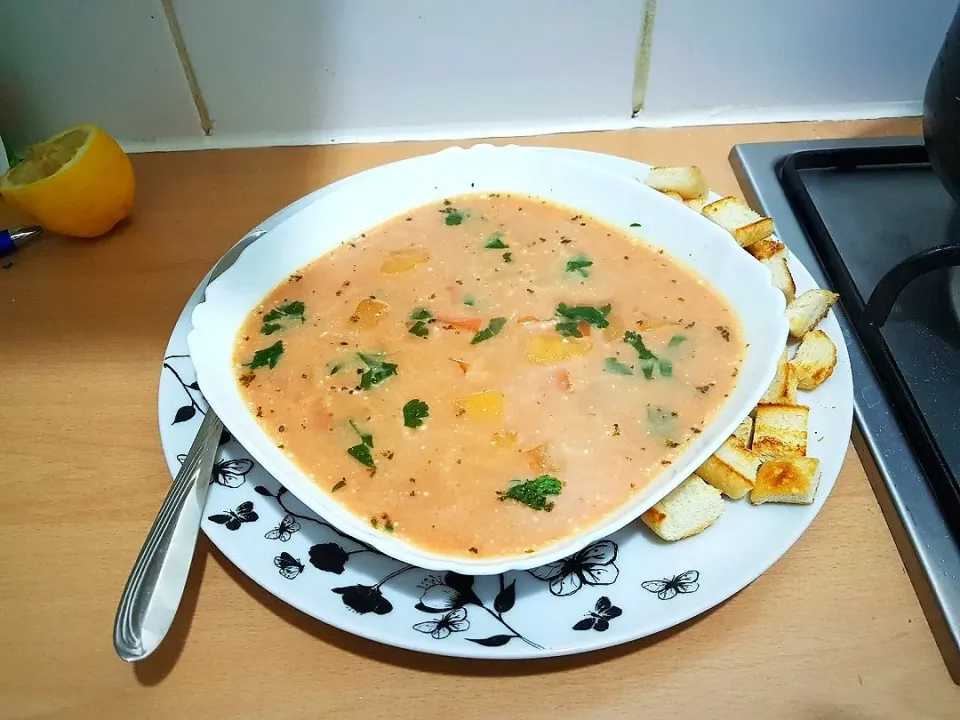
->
<box><xmin>731</xmin><ymin>136</ymin><xmax>960</xmax><ymax>684</ymax></box>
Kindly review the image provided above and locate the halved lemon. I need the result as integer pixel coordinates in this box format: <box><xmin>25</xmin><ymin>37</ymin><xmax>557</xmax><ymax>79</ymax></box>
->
<box><xmin>0</xmin><ymin>124</ymin><xmax>135</xmax><ymax>238</ymax></box>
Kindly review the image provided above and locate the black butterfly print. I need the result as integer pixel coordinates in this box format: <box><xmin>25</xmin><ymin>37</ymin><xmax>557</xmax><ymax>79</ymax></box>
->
<box><xmin>641</xmin><ymin>570</ymin><xmax>700</xmax><ymax>600</ymax></box>
<box><xmin>274</xmin><ymin>552</ymin><xmax>304</xmax><ymax>579</ymax></box>
<box><xmin>264</xmin><ymin>513</ymin><xmax>301</xmax><ymax>541</ymax></box>
<box><xmin>175</xmin><ymin>454</ymin><xmax>254</xmax><ymax>489</ymax></box>
<box><xmin>208</xmin><ymin>500</ymin><xmax>259</xmax><ymax>531</ymax></box>
<box><xmin>572</xmin><ymin>596</ymin><xmax>622</xmax><ymax>632</ymax></box>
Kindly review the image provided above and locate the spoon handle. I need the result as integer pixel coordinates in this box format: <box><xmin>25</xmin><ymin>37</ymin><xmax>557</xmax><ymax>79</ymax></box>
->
<box><xmin>113</xmin><ymin>410</ymin><xmax>223</xmax><ymax>662</ymax></box>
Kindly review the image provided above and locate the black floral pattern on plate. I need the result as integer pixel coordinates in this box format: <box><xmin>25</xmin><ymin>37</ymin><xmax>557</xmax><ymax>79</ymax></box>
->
<box><xmin>207</xmin><ymin>501</ymin><xmax>259</xmax><ymax>531</ymax></box>
<box><xmin>572</xmin><ymin>596</ymin><xmax>622</xmax><ymax>632</ymax></box>
<box><xmin>641</xmin><ymin>570</ymin><xmax>700</xmax><ymax>600</ymax></box>
<box><xmin>274</xmin><ymin>551</ymin><xmax>304</xmax><ymax>579</ymax></box>
<box><xmin>413</xmin><ymin>608</ymin><xmax>470</xmax><ymax>639</ymax></box>
<box><xmin>527</xmin><ymin>540</ymin><xmax>619</xmax><ymax>596</ymax></box>
<box><xmin>264</xmin><ymin>513</ymin><xmax>300</xmax><ymax>541</ymax></box>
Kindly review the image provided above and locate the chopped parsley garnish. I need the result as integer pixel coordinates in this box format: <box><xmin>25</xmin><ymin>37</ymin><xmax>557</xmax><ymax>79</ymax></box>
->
<box><xmin>624</xmin><ymin>331</ymin><xmax>673</xmax><ymax>379</ymax></box>
<box><xmin>647</xmin><ymin>406</ymin><xmax>678</xmax><ymax>435</ymax></box>
<box><xmin>629</xmin><ymin>222</ymin><xmax>642</xmax><ymax>227</ymax></box>
<box><xmin>502</xmin><ymin>251</ymin><xmax>513</xmax><ymax>263</ymax></box>
<box><xmin>565</xmin><ymin>255</ymin><xmax>593</xmax><ymax>278</ymax></box>
<box><xmin>357</xmin><ymin>352</ymin><xmax>398</xmax><ymax>390</ymax></box>
<box><xmin>499</xmin><ymin>475</ymin><xmax>563</xmax><ymax>511</ymax></box>
<box><xmin>410</xmin><ymin>308</ymin><xmax>433</xmax><ymax>321</ymax></box>
<box><xmin>260</xmin><ymin>300</ymin><xmax>305</xmax><ymax>334</ymax></box>
<box><xmin>329</xmin><ymin>363</ymin><xmax>341</xmax><ymax>375</ymax></box>
<box><xmin>441</xmin><ymin>206</ymin><xmax>467</xmax><ymax>226</ymax></box>
<box><xmin>485</xmin><ymin>233</ymin><xmax>508</xmax><ymax>249</ymax></box>
<box><xmin>668</xmin><ymin>334</ymin><xmax>687</xmax><ymax>347</ymax></box>
<box><xmin>409</xmin><ymin>321</ymin><xmax>430</xmax><ymax>338</ymax></box>
<box><xmin>463</xmin><ymin>295</ymin><xmax>476</xmax><ymax>307</ymax></box>
<box><xmin>471</xmin><ymin>316</ymin><xmax>507</xmax><ymax>344</ymax></box>
<box><xmin>245</xmin><ymin>340</ymin><xmax>284</xmax><ymax>370</ymax></box>
<box><xmin>555</xmin><ymin>302</ymin><xmax>611</xmax><ymax>337</ymax></box>
<box><xmin>347</xmin><ymin>421</ymin><xmax>375</xmax><ymax>468</ymax></box>
<box><xmin>603</xmin><ymin>357</ymin><xmax>634</xmax><ymax>375</ymax></box>
<box><xmin>402</xmin><ymin>399</ymin><xmax>430</xmax><ymax>428</ymax></box>
<box><xmin>331</xmin><ymin>480</ymin><xmax>347</xmax><ymax>492</ymax></box>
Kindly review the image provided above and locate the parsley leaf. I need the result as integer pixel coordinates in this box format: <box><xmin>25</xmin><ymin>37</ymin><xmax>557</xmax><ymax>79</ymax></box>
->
<box><xmin>402</xmin><ymin>399</ymin><xmax>430</xmax><ymax>428</ymax></box>
<box><xmin>659</xmin><ymin>358</ymin><xmax>673</xmax><ymax>377</ymax></box>
<box><xmin>668</xmin><ymin>334</ymin><xmax>687</xmax><ymax>347</ymax></box>
<box><xmin>331</xmin><ymin>480</ymin><xmax>347</xmax><ymax>492</ymax></box>
<box><xmin>410</xmin><ymin>308</ymin><xmax>433</xmax><ymax>321</ymax></box>
<box><xmin>409</xmin><ymin>321</ymin><xmax>430</xmax><ymax>338</ymax></box>
<box><xmin>441</xmin><ymin>206</ymin><xmax>467</xmax><ymax>225</ymax></box>
<box><xmin>565</xmin><ymin>255</ymin><xmax>593</xmax><ymax>278</ymax></box>
<box><xmin>629</xmin><ymin>222</ymin><xmax>642</xmax><ymax>227</ymax></box>
<box><xmin>554</xmin><ymin>303</ymin><xmax>610</xmax><ymax>337</ymax></box>
<box><xmin>245</xmin><ymin>340</ymin><xmax>284</xmax><ymax>370</ymax></box>
<box><xmin>623</xmin><ymin>330</ymin><xmax>656</xmax><ymax>360</ymax></box>
<box><xmin>485</xmin><ymin>233</ymin><xmax>508</xmax><ymax>249</ymax></box>
<box><xmin>604</xmin><ymin>357</ymin><xmax>634</xmax><ymax>375</ymax></box>
<box><xmin>463</xmin><ymin>295</ymin><xmax>476</xmax><ymax>307</ymax></box>
<box><xmin>349</xmin><ymin>420</ymin><xmax>374</xmax><ymax>448</ymax></box>
<box><xmin>471</xmin><ymin>317</ymin><xmax>507</xmax><ymax>345</ymax></box>
<box><xmin>499</xmin><ymin>475</ymin><xmax>563</xmax><ymax>511</ymax></box>
<box><xmin>260</xmin><ymin>300</ymin><xmax>306</xmax><ymax>333</ymax></box>
<box><xmin>502</xmin><ymin>251</ymin><xmax>513</xmax><ymax>263</ymax></box>
<box><xmin>357</xmin><ymin>352</ymin><xmax>398</xmax><ymax>390</ymax></box>
<box><xmin>348</xmin><ymin>444</ymin><xmax>375</xmax><ymax>468</ymax></box>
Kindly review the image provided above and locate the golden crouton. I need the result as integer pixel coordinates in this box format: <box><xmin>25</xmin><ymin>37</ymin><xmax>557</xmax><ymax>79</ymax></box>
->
<box><xmin>750</xmin><ymin>457</ymin><xmax>821</xmax><ymax>505</ymax></box>
<box><xmin>761</xmin><ymin>349</ymin><xmax>798</xmax><ymax>404</ymax></box>
<box><xmin>662</xmin><ymin>190</ymin><xmax>684</xmax><ymax>202</ymax></box>
<box><xmin>641</xmin><ymin>474</ymin><xmax>724</xmax><ymax>541</ymax></box>
<box><xmin>752</xmin><ymin>403</ymin><xmax>809</xmax><ymax>461</ymax></box>
<box><xmin>786</xmin><ymin>289</ymin><xmax>840</xmax><ymax>338</ymax></box>
<box><xmin>733</xmin><ymin>416</ymin><xmax>754</xmax><ymax>448</ymax></box>
<box><xmin>701</xmin><ymin>196</ymin><xmax>774</xmax><ymax>247</ymax></box>
<box><xmin>684</xmin><ymin>195</ymin><xmax>708</xmax><ymax>212</ymax></box>
<box><xmin>696</xmin><ymin>436</ymin><xmax>761</xmax><ymax>499</ymax></box>
<box><xmin>644</xmin><ymin>166</ymin><xmax>708</xmax><ymax>200</ymax></box>
<box><xmin>791</xmin><ymin>329</ymin><xmax>837</xmax><ymax>390</ymax></box>
<box><xmin>747</xmin><ymin>238</ymin><xmax>796</xmax><ymax>302</ymax></box>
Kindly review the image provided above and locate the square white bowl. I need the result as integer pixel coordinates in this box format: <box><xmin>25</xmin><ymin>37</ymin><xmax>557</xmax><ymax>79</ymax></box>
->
<box><xmin>188</xmin><ymin>144</ymin><xmax>787</xmax><ymax>574</ymax></box>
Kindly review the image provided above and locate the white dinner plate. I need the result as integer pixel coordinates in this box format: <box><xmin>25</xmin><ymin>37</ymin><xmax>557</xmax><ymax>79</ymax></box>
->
<box><xmin>157</xmin><ymin>146</ymin><xmax>853</xmax><ymax>659</ymax></box>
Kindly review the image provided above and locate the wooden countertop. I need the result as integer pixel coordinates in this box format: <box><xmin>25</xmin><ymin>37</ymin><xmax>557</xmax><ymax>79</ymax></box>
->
<box><xmin>2</xmin><ymin>118</ymin><xmax>957</xmax><ymax>719</ymax></box>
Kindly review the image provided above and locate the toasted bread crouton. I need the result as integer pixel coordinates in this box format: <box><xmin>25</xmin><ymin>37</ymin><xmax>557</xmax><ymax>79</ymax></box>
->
<box><xmin>701</xmin><ymin>196</ymin><xmax>774</xmax><ymax>247</ymax></box>
<box><xmin>786</xmin><ymin>289</ymin><xmax>840</xmax><ymax>338</ymax></box>
<box><xmin>791</xmin><ymin>329</ymin><xmax>837</xmax><ymax>390</ymax></box>
<box><xmin>641</xmin><ymin>474</ymin><xmax>724</xmax><ymax>541</ymax></box>
<box><xmin>746</xmin><ymin>238</ymin><xmax>785</xmax><ymax>260</ymax></box>
<box><xmin>696</xmin><ymin>436</ymin><xmax>761</xmax><ymax>499</ymax></box>
<box><xmin>644</xmin><ymin>166</ymin><xmax>708</xmax><ymax>200</ymax></box>
<box><xmin>760</xmin><ymin>350</ymin><xmax>797</xmax><ymax>404</ymax></box>
<box><xmin>733</xmin><ymin>416</ymin><xmax>754</xmax><ymax>448</ymax></box>
<box><xmin>746</xmin><ymin>238</ymin><xmax>796</xmax><ymax>301</ymax></box>
<box><xmin>750</xmin><ymin>457</ymin><xmax>821</xmax><ymax>505</ymax></box>
<box><xmin>661</xmin><ymin>190</ymin><xmax>684</xmax><ymax>202</ymax></box>
<box><xmin>684</xmin><ymin>195</ymin><xmax>707</xmax><ymax>212</ymax></box>
<box><xmin>752</xmin><ymin>403</ymin><xmax>808</xmax><ymax>461</ymax></box>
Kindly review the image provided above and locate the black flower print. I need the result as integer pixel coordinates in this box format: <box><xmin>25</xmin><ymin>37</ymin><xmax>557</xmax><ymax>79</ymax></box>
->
<box><xmin>309</xmin><ymin>542</ymin><xmax>350</xmax><ymax>574</ymax></box>
<box><xmin>415</xmin><ymin>572</ymin><xmax>481</xmax><ymax>613</ymax></box>
<box><xmin>332</xmin><ymin>584</ymin><xmax>393</xmax><ymax>615</ymax></box>
<box><xmin>274</xmin><ymin>552</ymin><xmax>304</xmax><ymax>579</ymax></box>
<box><xmin>413</xmin><ymin>608</ymin><xmax>470</xmax><ymax>639</ymax></box>
<box><xmin>528</xmin><ymin>540</ymin><xmax>619</xmax><ymax>596</ymax></box>
<box><xmin>572</xmin><ymin>596</ymin><xmax>622</xmax><ymax>632</ymax></box>
<box><xmin>264</xmin><ymin>513</ymin><xmax>300</xmax><ymax>541</ymax></box>
<box><xmin>207</xmin><ymin>501</ymin><xmax>259</xmax><ymax>530</ymax></box>
<box><xmin>641</xmin><ymin>570</ymin><xmax>700</xmax><ymax>600</ymax></box>
<box><xmin>214</xmin><ymin>458</ymin><xmax>254</xmax><ymax>488</ymax></box>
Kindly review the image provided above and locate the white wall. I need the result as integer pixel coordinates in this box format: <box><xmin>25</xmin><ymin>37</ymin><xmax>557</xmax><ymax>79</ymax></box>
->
<box><xmin>0</xmin><ymin>0</ymin><xmax>955</xmax><ymax>154</ymax></box>
<box><xmin>642</xmin><ymin>0</ymin><xmax>957</xmax><ymax>125</ymax></box>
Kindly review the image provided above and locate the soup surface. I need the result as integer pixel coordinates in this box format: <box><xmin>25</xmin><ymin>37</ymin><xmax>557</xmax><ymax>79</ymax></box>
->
<box><xmin>234</xmin><ymin>194</ymin><xmax>743</xmax><ymax>558</ymax></box>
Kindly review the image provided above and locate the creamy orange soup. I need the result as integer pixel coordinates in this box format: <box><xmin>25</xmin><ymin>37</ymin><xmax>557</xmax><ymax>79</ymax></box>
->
<box><xmin>234</xmin><ymin>194</ymin><xmax>743</xmax><ymax>558</ymax></box>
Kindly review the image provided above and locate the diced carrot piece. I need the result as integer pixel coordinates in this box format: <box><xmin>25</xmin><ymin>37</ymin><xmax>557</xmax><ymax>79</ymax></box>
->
<box><xmin>349</xmin><ymin>298</ymin><xmax>389</xmax><ymax>329</ymax></box>
<box><xmin>517</xmin><ymin>315</ymin><xmax>541</xmax><ymax>325</ymax></box>
<box><xmin>455</xmin><ymin>390</ymin><xmax>504</xmax><ymax>422</ymax></box>
<box><xmin>438</xmin><ymin>317</ymin><xmax>483</xmax><ymax>333</ymax></box>
<box><xmin>556</xmin><ymin>370</ymin><xmax>572</xmax><ymax>392</ymax></box>
<box><xmin>577</xmin><ymin>321</ymin><xmax>591</xmax><ymax>337</ymax></box>
<box><xmin>525</xmin><ymin>334</ymin><xmax>593</xmax><ymax>364</ymax></box>
<box><xmin>380</xmin><ymin>247</ymin><xmax>430</xmax><ymax>274</ymax></box>
<box><xmin>450</xmin><ymin>358</ymin><xmax>469</xmax><ymax>374</ymax></box>
<box><xmin>492</xmin><ymin>430</ymin><xmax>517</xmax><ymax>448</ymax></box>
<box><xmin>524</xmin><ymin>443</ymin><xmax>559</xmax><ymax>473</ymax></box>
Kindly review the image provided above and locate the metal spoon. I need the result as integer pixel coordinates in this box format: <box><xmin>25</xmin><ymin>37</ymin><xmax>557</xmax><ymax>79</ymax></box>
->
<box><xmin>113</xmin><ymin>230</ymin><xmax>266</xmax><ymax>662</ymax></box>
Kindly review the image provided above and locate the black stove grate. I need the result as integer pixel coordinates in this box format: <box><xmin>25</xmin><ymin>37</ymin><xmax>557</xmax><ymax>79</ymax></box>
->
<box><xmin>778</xmin><ymin>144</ymin><xmax>960</xmax><ymax>538</ymax></box>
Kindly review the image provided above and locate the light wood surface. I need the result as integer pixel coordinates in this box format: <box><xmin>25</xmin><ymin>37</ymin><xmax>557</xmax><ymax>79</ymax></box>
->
<box><xmin>2</xmin><ymin>118</ymin><xmax>957</xmax><ymax>719</ymax></box>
